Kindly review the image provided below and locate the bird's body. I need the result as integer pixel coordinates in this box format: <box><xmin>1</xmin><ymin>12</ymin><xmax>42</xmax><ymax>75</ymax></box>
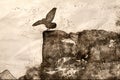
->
<box><xmin>32</xmin><ymin>8</ymin><xmax>57</xmax><ymax>29</ymax></box>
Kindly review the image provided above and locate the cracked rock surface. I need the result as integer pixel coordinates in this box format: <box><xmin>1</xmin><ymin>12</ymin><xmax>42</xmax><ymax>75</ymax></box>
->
<box><xmin>18</xmin><ymin>30</ymin><xmax>120</xmax><ymax>80</ymax></box>
<box><xmin>40</xmin><ymin>30</ymin><xmax>120</xmax><ymax>80</ymax></box>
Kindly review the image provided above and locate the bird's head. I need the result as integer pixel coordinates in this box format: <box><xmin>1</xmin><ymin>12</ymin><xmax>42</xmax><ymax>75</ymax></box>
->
<box><xmin>50</xmin><ymin>23</ymin><xmax>57</xmax><ymax>29</ymax></box>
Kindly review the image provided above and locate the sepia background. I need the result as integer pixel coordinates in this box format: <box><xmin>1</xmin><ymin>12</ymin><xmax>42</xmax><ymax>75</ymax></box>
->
<box><xmin>0</xmin><ymin>0</ymin><xmax>120</xmax><ymax>78</ymax></box>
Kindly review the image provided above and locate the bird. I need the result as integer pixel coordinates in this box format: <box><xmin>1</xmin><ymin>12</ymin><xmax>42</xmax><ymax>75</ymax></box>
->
<box><xmin>32</xmin><ymin>7</ymin><xmax>57</xmax><ymax>30</ymax></box>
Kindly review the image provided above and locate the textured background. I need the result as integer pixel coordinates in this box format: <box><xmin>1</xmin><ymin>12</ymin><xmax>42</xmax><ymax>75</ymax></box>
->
<box><xmin>0</xmin><ymin>0</ymin><xmax>120</xmax><ymax>78</ymax></box>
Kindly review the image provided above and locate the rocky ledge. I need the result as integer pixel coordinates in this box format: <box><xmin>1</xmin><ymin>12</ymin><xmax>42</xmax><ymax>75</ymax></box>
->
<box><xmin>40</xmin><ymin>30</ymin><xmax>120</xmax><ymax>80</ymax></box>
<box><xmin>1</xmin><ymin>29</ymin><xmax>120</xmax><ymax>80</ymax></box>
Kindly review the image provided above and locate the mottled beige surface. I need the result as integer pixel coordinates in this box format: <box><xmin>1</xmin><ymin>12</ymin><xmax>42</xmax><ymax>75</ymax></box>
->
<box><xmin>0</xmin><ymin>0</ymin><xmax>120</xmax><ymax>78</ymax></box>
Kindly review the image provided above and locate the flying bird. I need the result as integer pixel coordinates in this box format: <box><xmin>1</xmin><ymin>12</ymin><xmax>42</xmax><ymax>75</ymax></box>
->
<box><xmin>32</xmin><ymin>7</ymin><xmax>57</xmax><ymax>29</ymax></box>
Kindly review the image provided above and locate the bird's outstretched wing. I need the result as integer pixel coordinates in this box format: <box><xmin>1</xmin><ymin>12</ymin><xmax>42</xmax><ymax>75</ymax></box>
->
<box><xmin>32</xmin><ymin>20</ymin><xmax>44</xmax><ymax>26</ymax></box>
<box><xmin>45</xmin><ymin>7</ymin><xmax>57</xmax><ymax>22</ymax></box>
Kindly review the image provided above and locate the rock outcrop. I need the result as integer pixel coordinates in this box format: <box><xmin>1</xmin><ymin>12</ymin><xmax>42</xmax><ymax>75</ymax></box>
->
<box><xmin>19</xmin><ymin>66</ymin><xmax>40</xmax><ymax>80</ymax></box>
<box><xmin>40</xmin><ymin>30</ymin><xmax>120</xmax><ymax>79</ymax></box>
<box><xmin>0</xmin><ymin>29</ymin><xmax>119</xmax><ymax>80</ymax></box>
<box><xmin>17</xmin><ymin>29</ymin><xmax>120</xmax><ymax>80</ymax></box>
<box><xmin>0</xmin><ymin>70</ymin><xmax>16</xmax><ymax>79</ymax></box>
